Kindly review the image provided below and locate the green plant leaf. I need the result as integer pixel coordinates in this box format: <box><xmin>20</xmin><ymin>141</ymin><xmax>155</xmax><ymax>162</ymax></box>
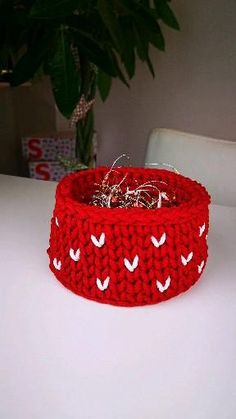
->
<box><xmin>72</xmin><ymin>31</ymin><xmax>118</xmax><ymax>77</ymax></box>
<box><xmin>116</xmin><ymin>0</ymin><xmax>165</xmax><ymax>51</ymax></box>
<box><xmin>47</xmin><ymin>27</ymin><xmax>81</xmax><ymax>118</ymax></box>
<box><xmin>146</xmin><ymin>55</ymin><xmax>155</xmax><ymax>77</ymax></box>
<box><xmin>30</xmin><ymin>0</ymin><xmax>80</xmax><ymax>18</ymax></box>
<box><xmin>118</xmin><ymin>16</ymin><xmax>135</xmax><ymax>79</ymax></box>
<box><xmin>109</xmin><ymin>49</ymin><xmax>129</xmax><ymax>87</ymax></box>
<box><xmin>133</xmin><ymin>23</ymin><xmax>148</xmax><ymax>61</ymax></box>
<box><xmin>72</xmin><ymin>29</ymin><xmax>129</xmax><ymax>86</ymax></box>
<box><xmin>66</xmin><ymin>13</ymin><xmax>107</xmax><ymax>43</ymax></box>
<box><xmin>139</xmin><ymin>13</ymin><xmax>165</xmax><ymax>51</ymax></box>
<box><xmin>97</xmin><ymin>0</ymin><xmax>126</xmax><ymax>53</ymax></box>
<box><xmin>154</xmin><ymin>0</ymin><xmax>180</xmax><ymax>30</ymax></box>
<box><xmin>10</xmin><ymin>30</ymin><xmax>51</xmax><ymax>86</ymax></box>
<box><xmin>97</xmin><ymin>69</ymin><xmax>112</xmax><ymax>101</ymax></box>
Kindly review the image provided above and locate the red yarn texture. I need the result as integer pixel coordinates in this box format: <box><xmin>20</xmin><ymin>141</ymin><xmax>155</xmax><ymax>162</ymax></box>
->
<box><xmin>48</xmin><ymin>167</ymin><xmax>211</xmax><ymax>307</ymax></box>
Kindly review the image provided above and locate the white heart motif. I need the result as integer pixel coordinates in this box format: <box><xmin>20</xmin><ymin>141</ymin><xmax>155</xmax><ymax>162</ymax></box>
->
<box><xmin>156</xmin><ymin>276</ymin><xmax>171</xmax><ymax>293</ymax></box>
<box><xmin>124</xmin><ymin>255</ymin><xmax>139</xmax><ymax>272</ymax></box>
<box><xmin>199</xmin><ymin>223</ymin><xmax>206</xmax><ymax>237</ymax></box>
<box><xmin>53</xmin><ymin>258</ymin><xmax>61</xmax><ymax>271</ymax></box>
<box><xmin>198</xmin><ymin>260</ymin><xmax>205</xmax><ymax>274</ymax></box>
<box><xmin>55</xmin><ymin>217</ymin><xmax>59</xmax><ymax>227</ymax></box>
<box><xmin>181</xmin><ymin>251</ymin><xmax>193</xmax><ymax>266</ymax></box>
<box><xmin>151</xmin><ymin>232</ymin><xmax>166</xmax><ymax>248</ymax></box>
<box><xmin>69</xmin><ymin>248</ymin><xmax>80</xmax><ymax>262</ymax></box>
<box><xmin>96</xmin><ymin>276</ymin><xmax>110</xmax><ymax>291</ymax></box>
<box><xmin>91</xmin><ymin>233</ymin><xmax>105</xmax><ymax>248</ymax></box>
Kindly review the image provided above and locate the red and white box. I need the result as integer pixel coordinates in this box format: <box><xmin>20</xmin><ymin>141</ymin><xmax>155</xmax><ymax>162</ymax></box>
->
<box><xmin>28</xmin><ymin>161</ymin><xmax>67</xmax><ymax>181</ymax></box>
<box><xmin>22</xmin><ymin>131</ymin><xmax>75</xmax><ymax>161</ymax></box>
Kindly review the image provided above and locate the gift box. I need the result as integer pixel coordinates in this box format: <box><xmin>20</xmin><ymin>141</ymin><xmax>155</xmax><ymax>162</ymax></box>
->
<box><xmin>22</xmin><ymin>132</ymin><xmax>75</xmax><ymax>161</ymax></box>
<box><xmin>48</xmin><ymin>167</ymin><xmax>210</xmax><ymax>307</ymax></box>
<box><xmin>28</xmin><ymin>161</ymin><xmax>68</xmax><ymax>181</ymax></box>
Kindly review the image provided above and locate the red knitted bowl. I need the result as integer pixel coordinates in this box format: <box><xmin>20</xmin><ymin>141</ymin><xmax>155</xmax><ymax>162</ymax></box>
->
<box><xmin>48</xmin><ymin>167</ymin><xmax>210</xmax><ymax>306</ymax></box>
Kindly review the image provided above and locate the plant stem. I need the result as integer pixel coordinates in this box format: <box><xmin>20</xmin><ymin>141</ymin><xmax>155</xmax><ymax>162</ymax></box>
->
<box><xmin>76</xmin><ymin>108</ymin><xmax>94</xmax><ymax>166</ymax></box>
<box><xmin>75</xmin><ymin>52</ymin><xmax>97</xmax><ymax>166</ymax></box>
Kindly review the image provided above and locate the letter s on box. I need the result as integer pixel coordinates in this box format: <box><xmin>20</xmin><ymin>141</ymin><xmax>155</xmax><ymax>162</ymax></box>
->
<box><xmin>28</xmin><ymin>138</ymin><xmax>43</xmax><ymax>160</ymax></box>
<box><xmin>35</xmin><ymin>163</ymin><xmax>50</xmax><ymax>181</ymax></box>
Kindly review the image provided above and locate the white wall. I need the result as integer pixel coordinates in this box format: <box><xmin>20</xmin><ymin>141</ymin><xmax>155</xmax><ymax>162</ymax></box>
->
<box><xmin>95</xmin><ymin>0</ymin><xmax>236</xmax><ymax>166</ymax></box>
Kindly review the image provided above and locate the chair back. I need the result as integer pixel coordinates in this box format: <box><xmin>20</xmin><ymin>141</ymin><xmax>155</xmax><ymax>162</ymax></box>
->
<box><xmin>145</xmin><ymin>128</ymin><xmax>236</xmax><ymax>206</ymax></box>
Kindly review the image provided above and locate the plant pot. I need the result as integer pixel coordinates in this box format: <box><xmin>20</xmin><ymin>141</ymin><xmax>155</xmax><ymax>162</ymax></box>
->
<box><xmin>48</xmin><ymin>167</ymin><xmax>211</xmax><ymax>307</ymax></box>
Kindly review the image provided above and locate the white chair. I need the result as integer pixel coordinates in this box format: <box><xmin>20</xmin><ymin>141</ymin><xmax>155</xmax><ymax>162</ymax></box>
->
<box><xmin>145</xmin><ymin>128</ymin><xmax>236</xmax><ymax>206</ymax></box>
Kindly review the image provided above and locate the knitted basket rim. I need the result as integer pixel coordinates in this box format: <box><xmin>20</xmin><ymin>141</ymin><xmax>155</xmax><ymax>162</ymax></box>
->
<box><xmin>56</xmin><ymin>167</ymin><xmax>211</xmax><ymax>225</ymax></box>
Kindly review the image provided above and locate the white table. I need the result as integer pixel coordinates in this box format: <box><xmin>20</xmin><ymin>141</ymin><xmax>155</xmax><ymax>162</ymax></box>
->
<box><xmin>0</xmin><ymin>175</ymin><xmax>236</xmax><ymax>419</ymax></box>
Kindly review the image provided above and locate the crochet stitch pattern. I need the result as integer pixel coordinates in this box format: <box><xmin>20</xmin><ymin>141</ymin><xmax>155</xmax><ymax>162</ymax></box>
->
<box><xmin>48</xmin><ymin>167</ymin><xmax>211</xmax><ymax>306</ymax></box>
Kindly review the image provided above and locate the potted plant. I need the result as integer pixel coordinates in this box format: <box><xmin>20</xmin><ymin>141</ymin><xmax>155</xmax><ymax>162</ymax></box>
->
<box><xmin>0</xmin><ymin>0</ymin><xmax>179</xmax><ymax>168</ymax></box>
